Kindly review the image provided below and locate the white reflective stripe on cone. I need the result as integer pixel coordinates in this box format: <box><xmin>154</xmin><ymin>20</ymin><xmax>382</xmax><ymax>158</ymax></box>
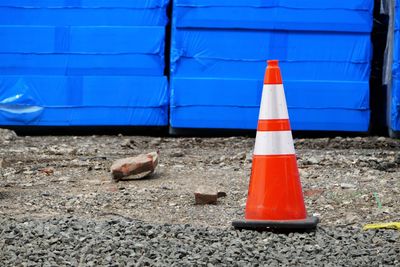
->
<box><xmin>253</xmin><ymin>131</ymin><xmax>295</xmax><ymax>155</ymax></box>
<box><xmin>258</xmin><ymin>84</ymin><xmax>289</xmax><ymax>120</ymax></box>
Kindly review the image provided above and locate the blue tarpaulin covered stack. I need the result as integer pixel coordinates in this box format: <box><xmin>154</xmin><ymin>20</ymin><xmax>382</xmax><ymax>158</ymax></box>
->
<box><xmin>170</xmin><ymin>0</ymin><xmax>374</xmax><ymax>131</ymax></box>
<box><xmin>393</xmin><ymin>0</ymin><xmax>400</xmax><ymax>133</ymax></box>
<box><xmin>0</xmin><ymin>0</ymin><xmax>169</xmax><ymax>126</ymax></box>
<box><xmin>383</xmin><ymin>0</ymin><xmax>400</xmax><ymax>135</ymax></box>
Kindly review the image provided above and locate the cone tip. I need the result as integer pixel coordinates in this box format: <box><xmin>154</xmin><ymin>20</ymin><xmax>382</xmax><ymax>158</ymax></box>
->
<box><xmin>267</xmin><ymin>60</ymin><xmax>279</xmax><ymax>67</ymax></box>
<box><xmin>264</xmin><ymin>60</ymin><xmax>282</xmax><ymax>84</ymax></box>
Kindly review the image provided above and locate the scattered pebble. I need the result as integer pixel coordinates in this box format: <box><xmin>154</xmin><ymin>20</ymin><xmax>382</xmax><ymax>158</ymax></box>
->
<box><xmin>340</xmin><ymin>183</ymin><xmax>357</xmax><ymax>189</ymax></box>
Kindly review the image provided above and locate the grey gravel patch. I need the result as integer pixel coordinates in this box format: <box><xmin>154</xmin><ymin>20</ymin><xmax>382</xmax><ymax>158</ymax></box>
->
<box><xmin>0</xmin><ymin>216</ymin><xmax>399</xmax><ymax>266</ymax></box>
<box><xmin>0</xmin><ymin>135</ymin><xmax>399</xmax><ymax>266</ymax></box>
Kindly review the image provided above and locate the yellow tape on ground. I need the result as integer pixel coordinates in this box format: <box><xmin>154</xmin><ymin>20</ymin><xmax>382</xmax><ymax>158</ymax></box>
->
<box><xmin>363</xmin><ymin>222</ymin><xmax>400</xmax><ymax>230</ymax></box>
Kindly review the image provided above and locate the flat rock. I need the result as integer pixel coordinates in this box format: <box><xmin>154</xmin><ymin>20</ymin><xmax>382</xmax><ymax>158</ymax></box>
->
<box><xmin>110</xmin><ymin>152</ymin><xmax>159</xmax><ymax>181</ymax></box>
<box><xmin>194</xmin><ymin>186</ymin><xmax>226</xmax><ymax>205</ymax></box>
<box><xmin>194</xmin><ymin>192</ymin><xmax>217</xmax><ymax>205</ymax></box>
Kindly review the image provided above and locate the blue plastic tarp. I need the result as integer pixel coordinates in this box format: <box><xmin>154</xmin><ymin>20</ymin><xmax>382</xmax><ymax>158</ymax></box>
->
<box><xmin>387</xmin><ymin>0</ymin><xmax>400</xmax><ymax>131</ymax></box>
<box><xmin>175</xmin><ymin>0</ymin><xmax>372</xmax><ymax>9</ymax></box>
<box><xmin>171</xmin><ymin>29</ymin><xmax>372</xmax><ymax>81</ymax></box>
<box><xmin>0</xmin><ymin>26</ymin><xmax>165</xmax><ymax>54</ymax></box>
<box><xmin>173</xmin><ymin>0</ymin><xmax>373</xmax><ymax>32</ymax></box>
<box><xmin>170</xmin><ymin>106</ymin><xmax>370</xmax><ymax>131</ymax></box>
<box><xmin>0</xmin><ymin>76</ymin><xmax>169</xmax><ymax>126</ymax></box>
<box><xmin>0</xmin><ymin>7</ymin><xmax>167</xmax><ymax>26</ymax></box>
<box><xmin>391</xmin><ymin>23</ymin><xmax>400</xmax><ymax>130</ymax></box>
<box><xmin>172</xmin><ymin>30</ymin><xmax>371</xmax><ymax>63</ymax></box>
<box><xmin>0</xmin><ymin>0</ymin><xmax>170</xmax><ymax>126</ymax></box>
<box><xmin>170</xmin><ymin>77</ymin><xmax>370</xmax><ymax>131</ymax></box>
<box><xmin>170</xmin><ymin>0</ymin><xmax>373</xmax><ymax>131</ymax></box>
<box><xmin>0</xmin><ymin>0</ymin><xmax>169</xmax><ymax>8</ymax></box>
<box><xmin>172</xmin><ymin>60</ymin><xmax>371</xmax><ymax>81</ymax></box>
<box><xmin>171</xmin><ymin>78</ymin><xmax>369</xmax><ymax>110</ymax></box>
<box><xmin>0</xmin><ymin>54</ymin><xmax>164</xmax><ymax>76</ymax></box>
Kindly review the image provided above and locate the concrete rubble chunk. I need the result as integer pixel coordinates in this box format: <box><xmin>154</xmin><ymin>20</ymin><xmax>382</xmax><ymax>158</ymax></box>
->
<box><xmin>194</xmin><ymin>186</ymin><xmax>227</xmax><ymax>205</ymax></box>
<box><xmin>0</xmin><ymin>128</ymin><xmax>17</xmax><ymax>141</ymax></box>
<box><xmin>110</xmin><ymin>152</ymin><xmax>159</xmax><ymax>181</ymax></box>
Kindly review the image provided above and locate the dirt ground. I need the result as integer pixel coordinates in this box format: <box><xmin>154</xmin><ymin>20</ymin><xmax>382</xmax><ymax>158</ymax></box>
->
<box><xmin>0</xmin><ymin>130</ymin><xmax>399</xmax><ymax>228</ymax></box>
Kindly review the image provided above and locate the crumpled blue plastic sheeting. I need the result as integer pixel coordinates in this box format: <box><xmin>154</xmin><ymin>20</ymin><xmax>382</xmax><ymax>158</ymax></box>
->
<box><xmin>0</xmin><ymin>76</ymin><xmax>169</xmax><ymax>126</ymax></box>
<box><xmin>170</xmin><ymin>0</ymin><xmax>373</xmax><ymax>131</ymax></box>
<box><xmin>0</xmin><ymin>78</ymin><xmax>44</xmax><ymax>123</ymax></box>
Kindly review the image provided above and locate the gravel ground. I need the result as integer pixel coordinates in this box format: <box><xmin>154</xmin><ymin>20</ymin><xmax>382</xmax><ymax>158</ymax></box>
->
<box><xmin>0</xmin><ymin>129</ymin><xmax>399</xmax><ymax>266</ymax></box>
<box><xmin>1</xmin><ymin>216</ymin><xmax>399</xmax><ymax>266</ymax></box>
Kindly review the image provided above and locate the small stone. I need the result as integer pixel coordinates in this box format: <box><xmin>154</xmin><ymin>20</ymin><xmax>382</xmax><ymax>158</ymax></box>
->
<box><xmin>377</xmin><ymin>137</ymin><xmax>386</xmax><ymax>142</ymax></box>
<box><xmin>40</xmin><ymin>168</ymin><xmax>54</xmax><ymax>176</ymax></box>
<box><xmin>0</xmin><ymin>158</ymin><xmax>3</xmax><ymax>168</ymax></box>
<box><xmin>150</xmin><ymin>138</ymin><xmax>162</xmax><ymax>146</ymax></box>
<box><xmin>68</xmin><ymin>148</ymin><xmax>78</xmax><ymax>155</ymax></box>
<box><xmin>303</xmin><ymin>188</ymin><xmax>324</xmax><ymax>197</ymax></box>
<box><xmin>233</xmin><ymin>152</ymin><xmax>246</xmax><ymax>160</ymax></box>
<box><xmin>194</xmin><ymin>186</ymin><xmax>218</xmax><ymax>205</ymax></box>
<box><xmin>307</xmin><ymin>157</ymin><xmax>320</xmax><ymax>165</ymax></box>
<box><xmin>173</xmin><ymin>164</ymin><xmax>185</xmax><ymax>169</ymax></box>
<box><xmin>345</xmin><ymin>213</ymin><xmax>358</xmax><ymax>224</ymax></box>
<box><xmin>171</xmin><ymin>150</ymin><xmax>184</xmax><ymax>157</ymax></box>
<box><xmin>161</xmin><ymin>185</ymin><xmax>172</xmax><ymax>190</ymax></box>
<box><xmin>298</xmin><ymin>169</ymin><xmax>308</xmax><ymax>177</ymax></box>
<box><xmin>340</xmin><ymin>183</ymin><xmax>357</xmax><ymax>189</ymax></box>
<box><xmin>121</xmin><ymin>139</ymin><xmax>135</xmax><ymax>149</ymax></box>
<box><xmin>110</xmin><ymin>152</ymin><xmax>159</xmax><ymax>181</ymax></box>
<box><xmin>394</xmin><ymin>153</ymin><xmax>400</xmax><ymax>164</ymax></box>
<box><xmin>94</xmin><ymin>164</ymin><xmax>102</xmax><ymax>170</ymax></box>
<box><xmin>0</xmin><ymin>128</ymin><xmax>17</xmax><ymax>141</ymax></box>
<box><xmin>360</xmin><ymin>176</ymin><xmax>374</xmax><ymax>183</ymax></box>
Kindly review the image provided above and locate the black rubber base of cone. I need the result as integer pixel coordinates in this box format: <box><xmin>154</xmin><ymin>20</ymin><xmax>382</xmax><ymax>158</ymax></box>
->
<box><xmin>232</xmin><ymin>216</ymin><xmax>319</xmax><ymax>233</ymax></box>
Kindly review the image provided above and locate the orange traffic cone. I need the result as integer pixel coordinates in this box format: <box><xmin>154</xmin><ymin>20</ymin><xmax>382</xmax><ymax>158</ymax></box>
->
<box><xmin>232</xmin><ymin>60</ymin><xmax>319</xmax><ymax>232</ymax></box>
